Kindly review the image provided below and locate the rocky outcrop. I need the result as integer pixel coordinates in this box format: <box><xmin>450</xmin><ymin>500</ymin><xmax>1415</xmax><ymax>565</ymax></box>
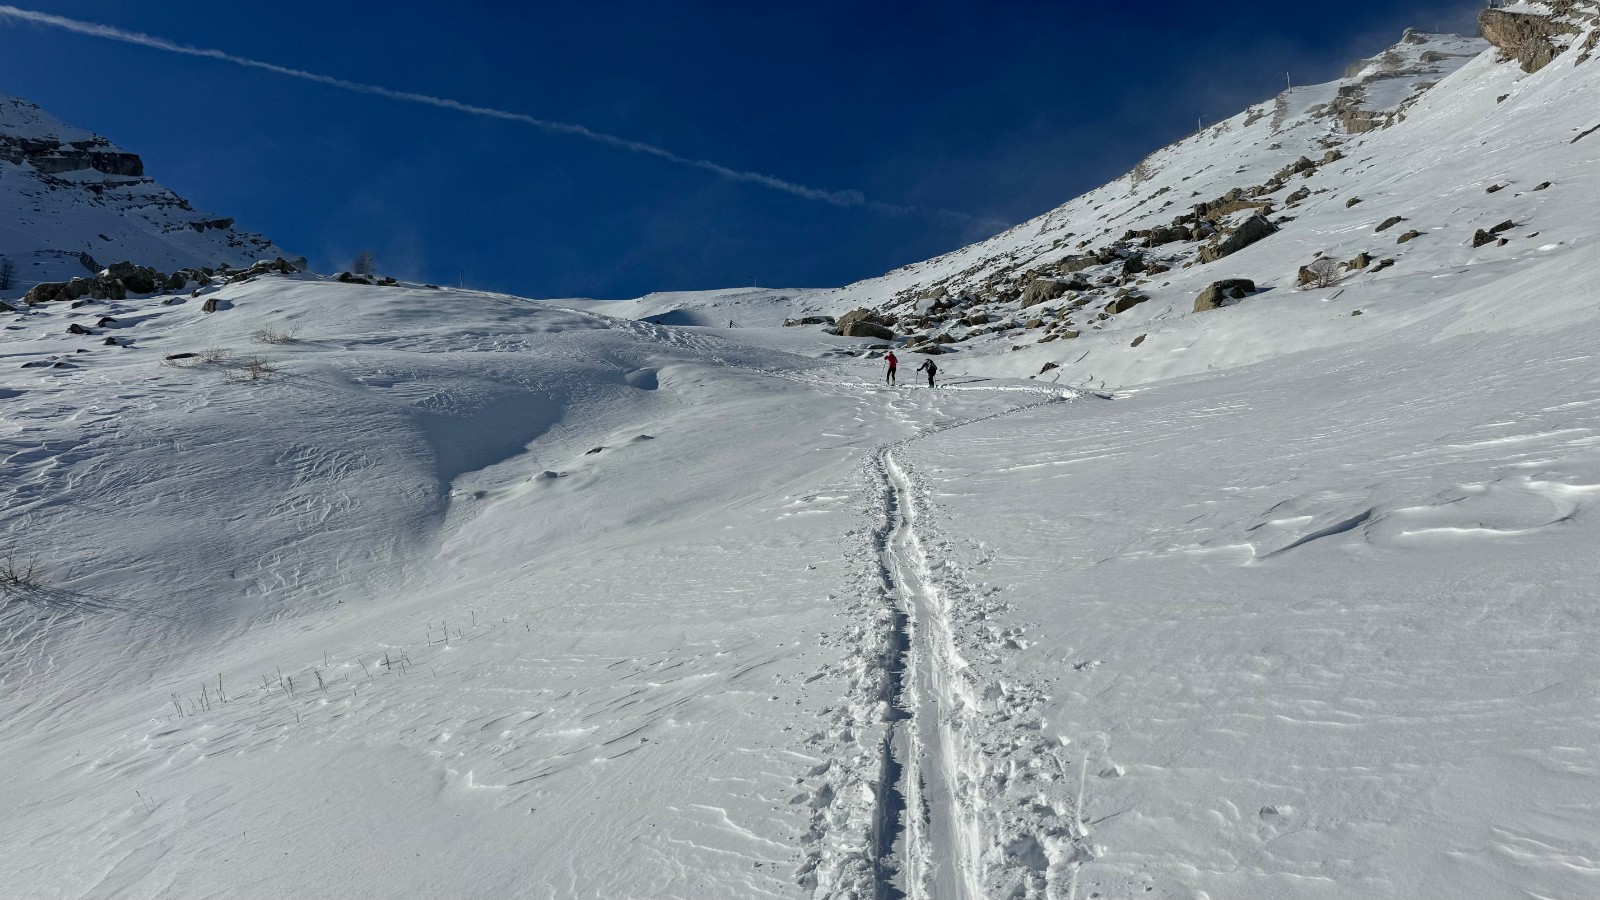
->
<box><xmin>841</xmin><ymin>320</ymin><xmax>895</xmax><ymax>339</ymax></box>
<box><xmin>1108</xmin><ymin>291</ymin><xmax>1147</xmax><ymax>315</ymax></box>
<box><xmin>22</xmin><ymin>257</ymin><xmax>295</xmax><ymax>305</ymax></box>
<box><xmin>1</xmin><ymin>94</ymin><xmax>291</xmax><ymax>284</ymax></box>
<box><xmin>1019</xmin><ymin>278</ymin><xmax>1073</xmax><ymax>308</ymax></box>
<box><xmin>1194</xmin><ymin>279</ymin><xmax>1256</xmax><ymax>312</ymax></box>
<box><xmin>1198</xmin><ymin>215</ymin><xmax>1278</xmax><ymax>263</ymax></box>
<box><xmin>1480</xmin><ymin>8</ymin><xmax>1579</xmax><ymax>73</ymax></box>
<box><xmin>783</xmin><ymin>315</ymin><xmax>835</xmax><ymax>327</ymax></box>
<box><xmin>0</xmin><ymin>132</ymin><xmax>144</xmax><ymax>177</ymax></box>
<box><xmin>836</xmin><ymin>308</ymin><xmax>896</xmax><ymax>340</ymax></box>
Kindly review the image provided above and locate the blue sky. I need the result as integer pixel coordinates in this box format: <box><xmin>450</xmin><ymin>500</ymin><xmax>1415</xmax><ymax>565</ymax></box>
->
<box><xmin>0</xmin><ymin>1</ymin><xmax>1483</xmax><ymax>298</ymax></box>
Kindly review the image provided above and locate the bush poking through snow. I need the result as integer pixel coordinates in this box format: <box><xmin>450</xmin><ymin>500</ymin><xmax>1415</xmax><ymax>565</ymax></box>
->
<box><xmin>223</xmin><ymin>356</ymin><xmax>284</xmax><ymax>383</ymax></box>
<box><xmin>1298</xmin><ymin>256</ymin><xmax>1346</xmax><ymax>289</ymax></box>
<box><xmin>252</xmin><ymin>327</ymin><xmax>297</xmax><ymax>345</ymax></box>
<box><xmin>0</xmin><ymin>554</ymin><xmax>44</xmax><ymax>599</ymax></box>
<box><xmin>161</xmin><ymin>348</ymin><xmax>280</xmax><ymax>381</ymax></box>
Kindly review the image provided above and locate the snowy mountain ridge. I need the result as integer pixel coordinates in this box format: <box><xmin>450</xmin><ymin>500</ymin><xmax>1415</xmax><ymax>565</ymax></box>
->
<box><xmin>600</xmin><ymin>11</ymin><xmax>1599</xmax><ymax>393</ymax></box>
<box><xmin>0</xmin><ymin>93</ymin><xmax>290</xmax><ymax>296</ymax></box>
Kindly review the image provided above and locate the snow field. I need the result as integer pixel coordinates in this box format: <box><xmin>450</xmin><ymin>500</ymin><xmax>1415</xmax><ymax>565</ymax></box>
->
<box><xmin>897</xmin><ymin>302</ymin><xmax>1600</xmax><ymax>898</ymax></box>
<box><xmin>2</xmin><ymin>276</ymin><xmax>1092</xmax><ymax>898</ymax></box>
<box><xmin>6</xmin><ymin>13</ymin><xmax>1600</xmax><ymax>900</ymax></box>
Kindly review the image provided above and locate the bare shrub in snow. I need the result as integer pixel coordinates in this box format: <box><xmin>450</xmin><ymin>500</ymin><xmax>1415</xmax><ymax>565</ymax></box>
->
<box><xmin>224</xmin><ymin>356</ymin><xmax>283</xmax><ymax>383</ymax></box>
<box><xmin>352</xmin><ymin>249</ymin><xmax>377</xmax><ymax>277</ymax></box>
<box><xmin>199</xmin><ymin>347</ymin><xmax>232</xmax><ymax>363</ymax></box>
<box><xmin>252</xmin><ymin>327</ymin><xmax>297</xmax><ymax>344</ymax></box>
<box><xmin>0</xmin><ymin>554</ymin><xmax>43</xmax><ymax>598</ymax></box>
<box><xmin>0</xmin><ymin>257</ymin><xmax>15</xmax><ymax>291</ymax></box>
<box><xmin>1299</xmin><ymin>256</ymin><xmax>1345</xmax><ymax>289</ymax></box>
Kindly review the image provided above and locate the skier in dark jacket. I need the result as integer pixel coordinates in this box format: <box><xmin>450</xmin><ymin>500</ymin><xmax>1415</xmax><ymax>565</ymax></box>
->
<box><xmin>916</xmin><ymin>358</ymin><xmax>937</xmax><ymax>387</ymax></box>
<box><xmin>885</xmin><ymin>351</ymin><xmax>899</xmax><ymax>385</ymax></box>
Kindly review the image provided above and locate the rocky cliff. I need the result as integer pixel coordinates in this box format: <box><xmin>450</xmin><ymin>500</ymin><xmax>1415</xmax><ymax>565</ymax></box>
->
<box><xmin>0</xmin><ymin>94</ymin><xmax>291</xmax><ymax>297</ymax></box>
<box><xmin>1480</xmin><ymin>0</ymin><xmax>1600</xmax><ymax>72</ymax></box>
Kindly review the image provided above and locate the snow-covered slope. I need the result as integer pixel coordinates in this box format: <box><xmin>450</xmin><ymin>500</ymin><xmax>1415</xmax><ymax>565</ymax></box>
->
<box><xmin>8</xmin><ymin>8</ymin><xmax>1600</xmax><ymax>900</ymax></box>
<box><xmin>0</xmin><ymin>93</ymin><xmax>289</xmax><ymax>299</ymax></box>
<box><xmin>0</xmin><ymin>271</ymin><xmax>1079</xmax><ymax>898</ymax></box>
<box><xmin>595</xmin><ymin>16</ymin><xmax>1599</xmax><ymax>395</ymax></box>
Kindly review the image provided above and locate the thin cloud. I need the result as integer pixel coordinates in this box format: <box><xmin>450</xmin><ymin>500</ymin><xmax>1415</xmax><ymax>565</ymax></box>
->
<box><xmin>0</xmin><ymin>3</ymin><xmax>989</xmax><ymax>222</ymax></box>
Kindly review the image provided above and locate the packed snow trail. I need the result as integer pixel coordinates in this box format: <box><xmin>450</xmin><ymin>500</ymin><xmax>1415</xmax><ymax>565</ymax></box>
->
<box><xmin>844</xmin><ymin>384</ymin><xmax>1074</xmax><ymax>900</ymax></box>
<box><xmin>881</xmin><ymin>450</ymin><xmax>980</xmax><ymax>900</ymax></box>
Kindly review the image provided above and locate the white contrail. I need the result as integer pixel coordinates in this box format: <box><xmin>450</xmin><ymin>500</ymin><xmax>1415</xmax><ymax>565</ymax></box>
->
<box><xmin>0</xmin><ymin>4</ymin><xmax>882</xmax><ymax>208</ymax></box>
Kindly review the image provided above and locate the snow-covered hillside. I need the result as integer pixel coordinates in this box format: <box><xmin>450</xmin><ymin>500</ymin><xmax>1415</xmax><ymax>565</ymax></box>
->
<box><xmin>0</xmin><ymin>93</ymin><xmax>290</xmax><ymax>299</ymax></box>
<box><xmin>6</xmin><ymin>6</ymin><xmax>1600</xmax><ymax>900</ymax></box>
<box><xmin>606</xmin><ymin>12</ymin><xmax>1599</xmax><ymax>395</ymax></box>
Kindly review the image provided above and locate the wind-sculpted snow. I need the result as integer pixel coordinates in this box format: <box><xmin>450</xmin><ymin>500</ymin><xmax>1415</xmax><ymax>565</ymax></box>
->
<box><xmin>895</xmin><ymin>303</ymin><xmax>1600</xmax><ymax>898</ymax></box>
<box><xmin>0</xmin><ymin>274</ymin><xmax>1083</xmax><ymax>898</ymax></box>
<box><xmin>7</xmin><ymin>13</ymin><xmax>1600</xmax><ymax>900</ymax></box>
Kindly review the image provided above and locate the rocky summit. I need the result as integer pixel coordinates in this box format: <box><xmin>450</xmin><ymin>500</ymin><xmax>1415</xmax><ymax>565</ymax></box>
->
<box><xmin>0</xmin><ymin>94</ymin><xmax>291</xmax><ymax>297</ymax></box>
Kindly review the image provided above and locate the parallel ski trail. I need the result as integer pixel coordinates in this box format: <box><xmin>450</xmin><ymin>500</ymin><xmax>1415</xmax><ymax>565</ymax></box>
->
<box><xmin>883</xmin><ymin>451</ymin><xmax>979</xmax><ymax>900</ymax></box>
<box><xmin>856</xmin><ymin>385</ymin><xmax>1074</xmax><ymax>900</ymax></box>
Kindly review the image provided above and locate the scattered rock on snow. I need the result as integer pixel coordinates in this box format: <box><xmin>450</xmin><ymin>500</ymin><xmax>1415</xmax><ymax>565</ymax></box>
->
<box><xmin>1019</xmin><ymin>278</ymin><xmax>1073</xmax><ymax>308</ymax></box>
<box><xmin>1198</xmin><ymin>215</ymin><xmax>1278</xmax><ymax>263</ymax></box>
<box><xmin>836</xmin><ymin>309</ymin><xmax>896</xmax><ymax>340</ymax></box>
<box><xmin>1397</xmin><ymin>229</ymin><xmax>1422</xmax><ymax>244</ymax></box>
<box><xmin>1375</xmin><ymin>216</ymin><xmax>1405</xmax><ymax>233</ymax></box>
<box><xmin>1195</xmin><ymin>279</ymin><xmax>1256</xmax><ymax>312</ymax></box>
<box><xmin>838</xmin><ymin>318</ymin><xmax>902</xmax><ymax>339</ymax></box>
<box><xmin>1108</xmin><ymin>292</ymin><xmax>1148</xmax><ymax>314</ymax></box>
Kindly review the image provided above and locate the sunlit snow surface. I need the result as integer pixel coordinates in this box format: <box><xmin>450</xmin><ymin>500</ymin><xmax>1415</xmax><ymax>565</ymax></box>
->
<box><xmin>5</xmin><ymin>20</ymin><xmax>1600</xmax><ymax>900</ymax></box>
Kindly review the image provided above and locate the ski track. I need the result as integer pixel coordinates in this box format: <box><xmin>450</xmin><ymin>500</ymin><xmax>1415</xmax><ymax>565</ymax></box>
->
<box><xmin>515</xmin><ymin>306</ymin><xmax>1098</xmax><ymax>897</ymax></box>
<box><xmin>790</xmin><ymin>376</ymin><xmax>1096</xmax><ymax>900</ymax></box>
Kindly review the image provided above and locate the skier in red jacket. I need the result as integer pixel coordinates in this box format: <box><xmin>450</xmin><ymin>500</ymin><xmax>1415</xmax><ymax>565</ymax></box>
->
<box><xmin>884</xmin><ymin>351</ymin><xmax>899</xmax><ymax>385</ymax></box>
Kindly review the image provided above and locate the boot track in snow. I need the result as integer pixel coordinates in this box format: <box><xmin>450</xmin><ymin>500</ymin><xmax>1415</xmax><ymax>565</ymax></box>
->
<box><xmin>855</xmin><ymin>387</ymin><xmax>1075</xmax><ymax>900</ymax></box>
